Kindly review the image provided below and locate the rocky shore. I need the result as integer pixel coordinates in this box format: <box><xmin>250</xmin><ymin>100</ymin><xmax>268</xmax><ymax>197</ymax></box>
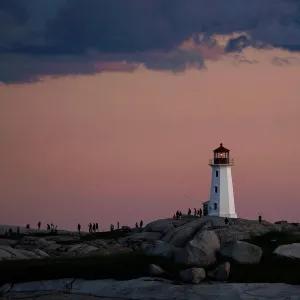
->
<box><xmin>1</xmin><ymin>216</ymin><xmax>300</xmax><ymax>299</ymax></box>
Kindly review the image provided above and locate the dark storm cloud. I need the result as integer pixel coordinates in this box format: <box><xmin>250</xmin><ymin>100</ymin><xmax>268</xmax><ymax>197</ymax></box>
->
<box><xmin>1</xmin><ymin>0</ymin><xmax>300</xmax><ymax>83</ymax></box>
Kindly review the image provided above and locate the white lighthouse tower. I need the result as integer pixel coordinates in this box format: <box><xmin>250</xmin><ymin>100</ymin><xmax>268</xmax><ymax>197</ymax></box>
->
<box><xmin>203</xmin><ymin>143</ymin><xmax>237</xmax><ymax>218</ymax></box>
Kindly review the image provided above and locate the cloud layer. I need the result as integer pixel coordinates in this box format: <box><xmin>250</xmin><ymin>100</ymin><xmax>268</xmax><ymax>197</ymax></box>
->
<box><xmin>1</xmin><ymin>0</ymin><xmax>300</xmax><ymax>83</ymax></box>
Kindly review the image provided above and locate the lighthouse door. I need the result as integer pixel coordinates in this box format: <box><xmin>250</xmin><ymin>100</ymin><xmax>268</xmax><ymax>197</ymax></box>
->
<box><xmin>203</xmin><ymin>203</ymin><xmax>208</xmax><ymax>216</ymax></box>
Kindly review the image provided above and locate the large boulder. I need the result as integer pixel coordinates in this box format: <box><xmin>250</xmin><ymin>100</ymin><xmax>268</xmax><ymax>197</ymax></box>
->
<box><xmin>144</xmin><ymin>240</ymin><xmax>178</xmax><ymax>258</ymax></box>
<box><xmin>219</xmin><ymin>241</ymin><xmax>262</xmax><ymax>264</ymax></box>
<box><xmin>273</xmin><ymin>243</ymin><xmax>300</xmax><ymax>259</ymax></box>
<box><xmin>174</xmin><ymin>230</ymin><xmax>220</xmax><ymax>267</ymax></box>
<box><xmin>162</xmin><ymin>217</ymin><xmax>225</xmax><ymax>248</ymax></box>
<box><xmin>143</xmin><ymin>219</ymin><xmax>179</xmax><ymax>234</ymax></box>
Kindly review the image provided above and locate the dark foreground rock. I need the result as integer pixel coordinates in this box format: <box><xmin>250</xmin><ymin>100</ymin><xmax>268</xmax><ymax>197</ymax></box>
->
<box><xmin>2</xmin><ymin>278</ymin><xmax>300</xmax><ymax>300</ymax></box>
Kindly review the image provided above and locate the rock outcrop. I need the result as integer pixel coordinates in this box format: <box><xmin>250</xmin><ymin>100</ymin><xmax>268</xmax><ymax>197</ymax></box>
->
<box><xmin>1</xmin><ymin>216</ymin><xmax>300</xmax><ymax>286</ymax></box>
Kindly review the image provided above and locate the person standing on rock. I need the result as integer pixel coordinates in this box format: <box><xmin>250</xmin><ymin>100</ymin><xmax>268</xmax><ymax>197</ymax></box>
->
<box><xmin>188</xmin><ymin>208</ymin><xmax>191</xmax><ymax>216</ymax></box>
<box><xmin>88</xmin><ymin>223</ymin><xmax>92</xmax><ymax>233</ymax></box>
<box><xmin>110</xmin><ymin>224</ymin><xmax>114</xmax><ymax>231</ymax></box>
<box><xmin>92</xmin><ymin>223</ymin><xmax>96</xmax><ymax>233</ymax></box>
<box><xmin>77</xmin><ymin>223</ymin><xmax>81</xmax><ymax>234</ymax></box>
<box><xmin>47</xmin><ymin>224</ymin><xmax>50</xmax><ymax>231</ymax></box>
<box><xmin>135</xmin><ymin>222</ymin><xmax>138</xmax><ymax>228</ymax></box>
<box><xmin>199</xmin><ymin>208</ymin><xmax>203</xmax><ymax>218</ymax></box>
<box><xmin>258</xmin><ymin>215</ymin><xmax>262</xmax><ymax>224</ymax></box>
<box><xmin>38</xmin><ymin>221</ymin><xmax>41</xmax><ymax>230</ymax></box>
<box><xmin>140</xmin><ymin>220</ymin><xmax>143</xmax><ymax>228</ymax></box>
<box><xmin>194</xmin><ymin>208</ymin><xmax>197</xmax><ymax>216</ymax></box>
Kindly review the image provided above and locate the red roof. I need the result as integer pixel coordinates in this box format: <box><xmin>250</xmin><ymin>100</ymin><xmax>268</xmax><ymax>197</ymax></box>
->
<box><xmin>213</xmin><ymin>143</ymin><xmax>230</xmax><ymax>153</ymax></box>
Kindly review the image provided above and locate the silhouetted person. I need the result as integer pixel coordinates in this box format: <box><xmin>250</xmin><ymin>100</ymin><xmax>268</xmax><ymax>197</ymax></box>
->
<box><xmin>88</xmin><ymin>223</ymin><xmax>92</xmax><ymax>233</ymax></box>
<box><xmin>135</xmin><ymin>222</ymin><xmax>138</xmax><ymax>228</ymax></box>
<box><xmin>47</xmin><ymin>224</ymin><xmax>50</xmax><ymax>231</ymax></box>
<box><xmin>77</xmin><ymin>224</ymin><xmax>81</xmax><ymax>234</ymax></box>
<box><xmin>8</xmin><ymin>228</ymin><xmax>13</xmax><ymax>235</ymax></box>
<box><xmin>197</xmin><ymin>209</ymin><xmax>200</xmax><ymax>216</ymax></box>
<box><xmin>110</xmin><ymin>224</ymin><xmax>114</xmax><ymax>231</ymax></box>
<box><xmin>199</xmin><ymin>209</ymin><xmax>203</xmax><ymax>218</ymax></box>
<box><xmin>26</xmin><ymin>224</ymin><xmax>30</xmax><ymax>229</ymax></box>
<box><xmin>92</xmin><ymin>223</ymin><xmax>96</xmax><ymax>232</ymax></box>
<box><xmin>140</xmin><ymin>220</ymin><xmax>143</xmax><ymax>228</ymax></box>
<box><xmin>224</xmin><ymin>218</ymin><xmax>229</xmax><ymax>225</ymax></box>
<box><xmin>38</xmin><ymin>221</ymin><xmax>41</xmax><ymax>230</ymax></box>
<box><xmin>188</xmin><ymin>208</ymin><xmax>191</xmax><ymax>216</ymax></box>
<box><xmin>194</xmin><ymin>208</ymin><xmax>197</xmax><ymax>216</ymax></box>
<box><xmin>175</xmin><ymin>210</ymin><xmax>179</xmax><ymax>219</ymax></box>
<box><xmin>17</xmin><ymin>227</ymin><xmax>20</xmax><ymax>235</ymax></box>
<box><xmin>117</xmin><ymin>222</ymin><xmax>120</xmax><ymax>230</ymax></box>
<box><xmin>96</xmin><ymin>223</ymin><xmax>99</xmax><ymax>231</ymax></box>
<box><xmin>179</xmin><ymin>211</ymin><xmax>182</xmax><ymax>218</ymax></box>
<box><xmin>258</xmin><ymin>215</ymin><xmax>262</xmax><ymax>224</ymax></box>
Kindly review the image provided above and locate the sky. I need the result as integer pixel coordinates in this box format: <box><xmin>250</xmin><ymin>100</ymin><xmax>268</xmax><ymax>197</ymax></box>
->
<box><xmin>1</xmin><ymin>0</ymin><xmax>300</xmax><ymax>231</ymax></box>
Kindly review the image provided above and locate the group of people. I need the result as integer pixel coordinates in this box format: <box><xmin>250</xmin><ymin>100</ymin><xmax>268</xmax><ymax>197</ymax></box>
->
<box><xmin>173</xmin><ymin>208</ymin><xmax>203</xmax><ymax>219</ymax></box>
<box><xmin>188</xmin><ymin>208</ymin><xmax>203</xmax><ymax>217</ymax></box>
<box><xmin>135</xmin><ymin>220</ymin><xmax>144</xmax><ymax>228</ymax></box>
<box><xmin>36</xmin><ymin>222</ymin><xmax>58</xmax><ymax>232</ymax></box>
<box><xmin>76</xmin><ymin>220</ymin><xmax>144</xmax><ymax>234</ymax></box>
<box><xmin>85</xmin><ymin>223</ymin><xmax>99</xmax><ymax>233</ymax></box>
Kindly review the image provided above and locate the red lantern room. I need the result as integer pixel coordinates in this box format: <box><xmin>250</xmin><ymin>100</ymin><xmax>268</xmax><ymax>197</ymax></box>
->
<box><xmin>209</xmin><ymin>143</ymin><xmax>233</xmax><ymax>165</ymax></box>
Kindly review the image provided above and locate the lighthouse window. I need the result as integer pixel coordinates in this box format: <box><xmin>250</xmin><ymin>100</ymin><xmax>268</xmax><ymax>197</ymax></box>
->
<box><xmin>214</xmin><ymin>203</ymin><xmax>217</xmax><ymax>210</ymax></box>
<box><xmin>216</xmin><ymin>170</ymin><xmax>219</xmax><ymax>177</ymax></box>
<box><xmin>214</xmin><ymin>186</ymin><xmax>218</xmax><ymax>193</ymax></box>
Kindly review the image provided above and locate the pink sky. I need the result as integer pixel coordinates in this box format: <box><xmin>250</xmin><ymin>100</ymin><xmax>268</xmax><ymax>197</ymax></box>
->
<box><xmin>1</xmin><ymin>47</ymin><xmax>300</xmax><ymax>231</ymax></box>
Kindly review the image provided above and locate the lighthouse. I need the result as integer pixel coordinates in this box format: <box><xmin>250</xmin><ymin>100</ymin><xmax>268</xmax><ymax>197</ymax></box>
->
<box><xmin>203</xmin><ymin>143</ymin><xmax>237</xmax><ymax>218</ymax></box>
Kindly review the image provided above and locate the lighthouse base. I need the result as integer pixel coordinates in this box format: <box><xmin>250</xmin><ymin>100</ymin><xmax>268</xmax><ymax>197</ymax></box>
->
<box><xmin>220</xmin><ymin>212</ymin><xmax>237</xmax><ymax>218</ymax></box>
<box><xmin>208</xmin><ymin>211</ymin><xmax>238</xmax><ymax>218</ymax></box>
